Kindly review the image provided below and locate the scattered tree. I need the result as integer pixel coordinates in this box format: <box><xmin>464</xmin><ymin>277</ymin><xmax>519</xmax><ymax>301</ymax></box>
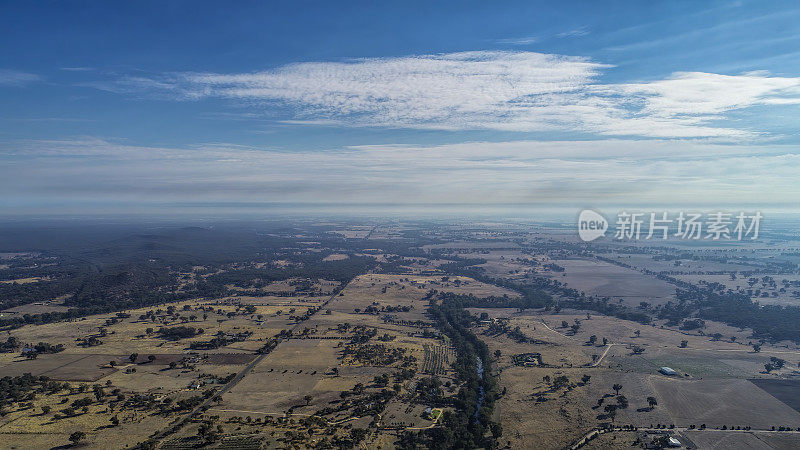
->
<box><xmin>69</xmin><ymin>431</ymin><xmax>86</xmax><ymax>445</ymax></box>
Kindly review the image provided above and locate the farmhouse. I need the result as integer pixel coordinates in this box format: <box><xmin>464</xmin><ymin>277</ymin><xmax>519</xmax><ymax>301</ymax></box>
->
<box><xmin>513</xmin><ymin>353</ymin><xmax>543</xmax><ymax>367</ymax></box>
<box><xmin>659</xmin><ymin>366</ymin><xmax>678</xmax><ymax>376</ymax></box>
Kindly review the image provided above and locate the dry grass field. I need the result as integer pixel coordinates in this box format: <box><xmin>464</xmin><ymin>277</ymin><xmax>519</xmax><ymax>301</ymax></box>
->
<box><xmin>0</xmin><ymin>292</ymin><xmax>335</xmax><ymax>448</ymax></box>
<box><xmin>454</xmin><ymin>249</ymin><xmax>536</xmax><ymax>279</ymax></box>
<box><xmin>684</xmin><ymin>430</ymin><xmax>800</xmax><ymax>449</ymax></box>
<box><xmin>597</xmin><ymin>253</ymin><xmax>761</xmax><ymax>274</ymax></box>
<box><xmin>422</xmin><ymin>241</ymin><xmax>520</xmax><ymax>251</ymax></box>
<box><xmin>158</xmin><ymin>273</ymin><xmax>465</xmax><ymax>447</ymax></box>
<box><xmin>652</xmin><ymin>378</ymin><xmax>800</xmax><ymax>429</ymax></box>
<box><xmin>2</xmin><ymin>300</ymin><xmax>71</xmax><ymax>316</ymax></box>
<box><xmin>674</xmin><ymin>273</ymin><xmax>800</xmax><ymax>306</ymax></box>
<box><xmin>331</xmin><ymin>226</ymin><xmax>373</xmax><ymax>239</ymax></box>
<box><xmin>549</xmin><ymin>258</ymin><xmax>677</xmax><ymax>307</ymax></box>
<box><xmin>466</xmin><ymin>305</ymin><xmax>800</xmax><ymax>449</ymax></box>
<box><xmin>0</xmin><ymin>277</ymin><xmax>48</xmax><ymax>284</ymax></box>
<box><xmin>0</xmin><ymin>272</ymin><xmax>472</xmax><ymax>448</ymax></box>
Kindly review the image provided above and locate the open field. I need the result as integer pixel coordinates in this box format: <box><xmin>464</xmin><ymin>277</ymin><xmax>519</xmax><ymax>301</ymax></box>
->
<box><xmin>0</xmin><ymin>272</ymin><xmax>465</xmax><ymax>448</ymax></box>
<box><xmin>0</xmin><ymin>292</ymin><xmax>328</xmax><ymax>448</ymax></box>
<box><xmin>162</xmin><ymin>273</ymin><xmax>461</xmax><ymax>447</ymax></box>
<box><xmin>0</xmin><ymin>353</ymin><xmax>121</xmax><ymax>381</ymax></box>
<box><xmin>673</xmin><ymin>273</ymin><xmax>800</xmax><ymax>306</ymax></box>
<box><xmin>1</xmin><ymin>300</ymin><xmax>71</xmax><ymax>315</ymax></box>
<box><xmin>597</xmin><ymin>253</ymin><xmax>762</xmax><ymax>274</ymax></box>
<box><xmin>422</xmin><ymin>241</ymin><xmax>520</xmax><ymax>251</ymax></box>
<box><xmin>683</xmin><ymin>430</ymin><xmax>800</xmax><ymax>449</ymax></box>
<box><xmin>652</xmin><ymin>378</ymin><xmax>800</xmax><ymax>429</ymax></box>
<box><xmin>453</xmin><ymin>249</ymin><xmax>537</xmax><ymax>279</ymax></box>
<box><xmin>331</xmin><ymin>226</ymin><xmax>373</xmax><ymax>239</ymax></box>
<box><xmin>468</xmin><ymin>305</ymin><xmax>800</xmax><ymax>449</ymax></box>
<box><xmin>549</xmin><ymin>258</ymin><xmax>677</xmax><ymax>306</ymax></box>
<box><xmin>0</xmin><ymin>298</ymin><xmax>308</xmax><ymax>357</ymax></box>
<box><xmin>748</xmin><ymin>379</ymin><xmax>800</xmax><ymax>412</ymax></box>
<box><xmin>0</xmin><ymin>277</ymin><xmax>48</xmax><ymax>284</ymax></box>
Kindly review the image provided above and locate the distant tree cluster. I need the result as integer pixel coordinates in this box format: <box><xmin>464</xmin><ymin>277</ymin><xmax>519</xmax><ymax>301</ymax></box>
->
<box><xmin>157</xmin><ymin>326</ymin><xmax>204</xmax><ymax>340</ymax></box>
<box><xmin>0</xmin><ymin>374</ymin><xmax>58</xmax><ymax>410</ymax></box>
<box><xmin>0</xmin><ymin>337</ymin><xmax>20</xmax><ymax>353</ymax></box>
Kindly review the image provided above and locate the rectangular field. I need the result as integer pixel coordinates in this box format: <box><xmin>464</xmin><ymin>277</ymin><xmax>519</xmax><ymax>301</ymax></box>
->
<box><xmin>551</xmin><ymin>258</ymin><xmax>676</xmax><ymax>306</ymax></box>
<box><xmin>652</xmin><ymin>378</ymin><xmax>800</xmax><ymax>429</ymax></box>
<box><xmin>749</xmin><ymin>379</ymin><xmax>800</xmax><ymax>413</ymax></box>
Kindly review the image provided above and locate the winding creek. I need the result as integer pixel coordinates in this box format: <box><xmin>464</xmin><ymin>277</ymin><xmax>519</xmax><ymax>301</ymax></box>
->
<box><xmin>474</xmin><ymin>356</ymin><xmax>485</xmax><ymax>420</ymax></box>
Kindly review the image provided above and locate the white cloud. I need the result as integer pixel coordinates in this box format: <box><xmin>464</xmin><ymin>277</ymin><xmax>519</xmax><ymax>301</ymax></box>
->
<box><xmin>104</xmin><ymin>51</ymin><xmax>800</xmax><ymax>139</ymax></box>
<box><xmin>601</xmin><ymin>72</ymin><xmax>800</xmax><ymax>118</ymax></box>
<box><xmin>178</xmin><ymin>51</ymin><xmax>608</xmax><ymax>130</ymax></box>
<box><xmin>0</xmin><ymin>69</ymin><xmax>41</xmax><ymax>86</ymax></box>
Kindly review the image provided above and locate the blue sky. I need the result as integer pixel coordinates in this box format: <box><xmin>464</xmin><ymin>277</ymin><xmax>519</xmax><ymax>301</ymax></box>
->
<box><xmin>1</xmin><ymin>1</ymin><xmax>800</xmax><ymax>215</ymax></box>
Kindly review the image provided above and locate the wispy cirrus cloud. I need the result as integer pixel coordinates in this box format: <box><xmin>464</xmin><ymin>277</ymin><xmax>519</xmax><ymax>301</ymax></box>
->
<box><xmin>90</xmin><ymin>51</ymin><xmax>800</xmax><ymax>139</ymax></box>
<box><xmin>495</xmin><ymin>36</ymin><xmax>541</xmax><ymax>45</ymax></box>
<box><xmin>556</xmin><ymin>26</ymin><xmax>590</xmax><ymax>38</ymax></box>
<box><xmin>497</xmin><ymin>27</ymin><xmax>589</xmax><ymax>45</ymax></box>
<box><xmin>0</xmin><ymin>69</ymin><xmax>42</xmax><ymax>86</ymax></box>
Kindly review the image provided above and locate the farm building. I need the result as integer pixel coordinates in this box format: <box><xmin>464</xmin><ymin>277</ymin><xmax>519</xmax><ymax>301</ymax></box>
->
<box><xmin>513</xmin><ymin>353</ymin><xmax>543</xmax><ymax>367</ymax></box>
<box><xmin>659</xmin><ymin>366</ymin><xmax>678</xmax><ymax>376</ymax></box>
